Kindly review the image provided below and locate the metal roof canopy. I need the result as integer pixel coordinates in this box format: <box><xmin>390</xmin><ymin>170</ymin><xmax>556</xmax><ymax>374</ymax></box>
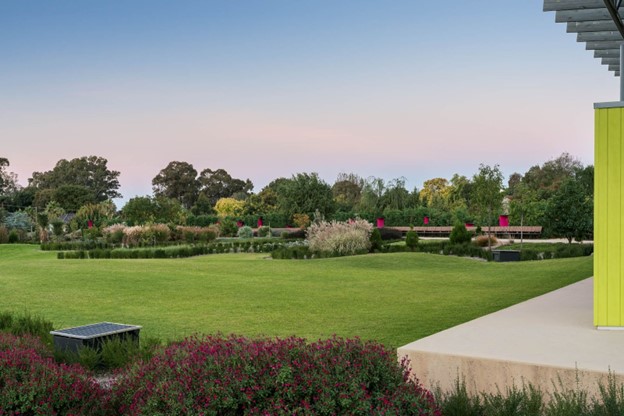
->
<box><xmin>544</xmin><ymin>0</ymin><xmax>624</xmax><ymax>78</ymax></box>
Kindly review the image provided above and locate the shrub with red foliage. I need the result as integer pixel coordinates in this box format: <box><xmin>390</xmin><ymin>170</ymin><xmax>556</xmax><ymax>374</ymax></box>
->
<box><xmin>0</xmin><ymin>333</ymin><xmax>111</xmax><ymax>416</ymax></box>
<box><xmin>113</xmin><ymin>335</ymin><xmax>440</xmax><ymax>415</ymax></box>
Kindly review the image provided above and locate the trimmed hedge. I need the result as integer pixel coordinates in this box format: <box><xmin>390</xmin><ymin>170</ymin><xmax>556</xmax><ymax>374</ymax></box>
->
<box><xmin>58</xmin><ymin>241</ymin><xmax>287</xmax><ymax>260</ymax></box>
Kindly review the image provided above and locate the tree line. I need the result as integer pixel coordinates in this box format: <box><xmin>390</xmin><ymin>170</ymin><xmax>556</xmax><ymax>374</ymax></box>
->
<box><xmin>0</xmin><ymin>153</ymin><xmax>594</xmax><ymax>241</ymax></box>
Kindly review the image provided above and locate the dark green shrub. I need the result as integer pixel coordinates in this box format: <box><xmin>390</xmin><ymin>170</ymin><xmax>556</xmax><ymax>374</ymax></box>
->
<box><xmin>218</xmin><ymin>219</ymin><xmax>238</xmax><ymax>237</ymax></box>
<box><xmin>153</xmin><ymin>249</ymin><xmax>166</xmax><ymax>258</ymax></box>
<box><xmin>8</xmin><ymin>230</ymin><xmax>19</xmax><ymax>243</ymax></box>
<box><xmin>449</xmin><ymin>223</ymin><xmax>473</xmax><ymax>245</ymax></box>
<box><xmin>281</xmin><ymin>228</ymin><xmax>306</xmax><ymax>239</ymax></box>
<box><xmin>257</xmin><ymin>226</ymin><xmax>271</xmax><ymax>237</ymax></box>
<box><xmin>370</xmin><ymin>228</ymin><xmax>383</xmax><ymax>252</ymax></box>
<box><xmin>405</xmin><ymin>230</ymin><xmax>419</xmax><ymax>250</ymax></box>
<box><xmin>379</xmin><ymin>227</ymin><xmax>403</xmax><ymax>241</ymax></box>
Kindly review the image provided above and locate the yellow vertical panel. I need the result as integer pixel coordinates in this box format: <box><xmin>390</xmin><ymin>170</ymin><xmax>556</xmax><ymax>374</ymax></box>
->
<box><xmin>621</xmin><ymin>109</ymin><xmax>624</xmax><ymax>325</ymax></box>
<box><xmin>595</xmin><ymin>108</ymin><xmax>610</xmax><ymax>326</ymax></box>
<box><xmin>606</xmin><ymin>108</ymin><xmax>621</xmax><ymax>326</ymax></box>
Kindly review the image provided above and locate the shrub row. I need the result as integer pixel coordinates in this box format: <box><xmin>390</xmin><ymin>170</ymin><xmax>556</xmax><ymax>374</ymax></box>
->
<box><xmin>112</xmin><ymin>335</ymin><xmax>441</xmax><ymax>415</ymax></box>
<box><xmin>520</xmin><ymin>244</ymin><xmax>594</xmax><ymax>261</ymax></box>
<box><xmin>0</xmin><ymin>331</ymin><xmax>440</xmax><ymax>415</ymax></box>
<box><xmin>58</xmin><ymin>241</ymin><xmax>287</xmax><ymax>260</ymax></box>
<box><xmin>0</xmin><ymin>333</ymin><xmax>111</xmax><ymax>415</ymax></box>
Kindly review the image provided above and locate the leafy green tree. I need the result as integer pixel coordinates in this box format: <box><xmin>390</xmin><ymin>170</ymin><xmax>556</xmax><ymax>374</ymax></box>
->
<box><xmin>122</xmin><ymin>196</ymin><xmax>159</xmax><ymax>225</ymax></box>
<box><xmin>544</xmin><ymin>178</ymin><xmax>593</xmax><ymax>243</ymax></box>
<box><xmin>198</xmin><ymin>168</ymin><xmax>253</xmax><ymax>206</ymax></box>
<box><xmin>276</xmin><ymin>173</ymin><xmax>334</xmax><ymax>219</ymax></box>
<box><xmin>522</xmin><ymin>153</ymin><xmax>582</xmax><ymax>200</ymax></box>
<box><xmin>0</xmin><ymin>158</ymin><xmax>19</xmax><ymax>197</ymax></box>
<box><xmin>29</xmin><ymin>155</ymin><xmax>121</xmax><ymax>202</ymax></box>
<box><xmin>214</xmin><ymin>197</ymin><xmax>245</xmax><ymax>218</ymax></box>
<box><xmin>472</xmin><ymin>164</ymin><xmax>503</xmax><ymax>252</ymax></box>
<box><xmin>419</xmin><ymin>177</ymin><xmax>451</xmax><ymax>210</ymax></box>
<box><xmin>357</xmin><ymin>177</ymin><xmax>386</xmax><ymax>216</ymax></box>
<box><xmin>332</xmin><ymin>173</ymin><xmax>364</xmax><ymax>211</ymax></box>
<box><xmin>152</xmin><ymin>161</ymin><xmax>199</xmax><ymax>209</ymax></box>
<box><xmin>53</xmin><ymin>184</ymin><xmax>96</xmax><ymax>212</ymax></box>
<box><xmin>190</xmin><ymin>193</ymin><xmax>214</xmax><ymax>216</ymax></box>
<box><xmin>381</xmin><ymin>177</ymin><xmax>411</xmax><ymax>211</ymax></box>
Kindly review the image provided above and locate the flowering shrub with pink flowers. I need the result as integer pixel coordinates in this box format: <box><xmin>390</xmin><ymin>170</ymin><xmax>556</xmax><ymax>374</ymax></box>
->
<box><xmin>306</xmin><ymin>219</ymin><xmax>373</xmax><ymax>256</ymax></box>
<box><xmin>112</xmin><ymin>334</ymin><xmax>440</xmax><ymax>415</ymax></box>
<box><xmin>0</xmin><ymin>333</ymin><xmax>111</xmax><ymax>415</ymax></box>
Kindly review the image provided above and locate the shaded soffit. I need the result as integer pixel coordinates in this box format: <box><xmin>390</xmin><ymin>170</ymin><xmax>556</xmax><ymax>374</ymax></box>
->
<box><xmin>544</xmin><ymin>0</ymin><xmax>624</xmax><ymax>76</ymax></box>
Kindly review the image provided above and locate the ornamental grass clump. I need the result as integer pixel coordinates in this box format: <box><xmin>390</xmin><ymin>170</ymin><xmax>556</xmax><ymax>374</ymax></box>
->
<box><xmin>0</xmin><ymin>333</ymin><xmax>111</xmax><ymax>415</ymax></box>
<box><xmin>112</xmin><ymin>335</ymin><xmax>440</xmax><ymax>415</ymax></box>
<box><xmin>306</xmin><ymin>218</ymin><xmax>372</xmax><ymax>256</ymax></box>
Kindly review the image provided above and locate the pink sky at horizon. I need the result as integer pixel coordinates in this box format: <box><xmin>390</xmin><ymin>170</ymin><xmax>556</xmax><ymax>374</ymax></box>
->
<box><xmin>0</xmin><ymin>1</ymin><xmax>615</xmax><ymax>207</ymax></box>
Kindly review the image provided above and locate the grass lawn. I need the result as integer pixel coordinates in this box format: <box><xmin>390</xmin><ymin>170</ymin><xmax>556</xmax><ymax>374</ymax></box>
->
<box><xmin>1</xmin><ymin>244</ymin><xmax>592</xmax><ymax>348</ymax></box>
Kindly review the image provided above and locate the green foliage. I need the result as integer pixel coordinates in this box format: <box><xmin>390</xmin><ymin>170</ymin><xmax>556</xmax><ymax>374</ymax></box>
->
<box><xmin>379</xmin><ymin>227</ymin><xmax>403</xmax><ymax>241</ymax></box>
<box><xmin>29</xmin><ymin>155</ymin><xmax>121</xmax><ymax>202</ymax></box>
<box><xmin>544</xmin><ymin>178</ymin><xmax>593</xmax><ymax>243</ymax></box>
<box><xmin>8</xmin><ymin>230</ymin><xmax>19</xmax><ymax>243</ymax></box>
<box><xmin>4</xmin><ymin>211</ymin><xmax>32</xmax><ymax>231</ymax></box>
<box><xmin>152</xmin><ymin>161</ymin><xmax>199</xmax><ymax>209</ymax></box>
<box><xmin>218</xmin><ymin>218</ymin><xmax>238</xmax><ymax>237</ymax></box>
<box><xmin>53</xmin><ymin>184</ymin><xmax>96</xmax><ymax>211</ymax></box>
<box><xmin>236</xmin><ymin>225</ymin><xmax>253</xmax><ymax>238</ymax></box>
<box><xmin>405</xmin><ymin>230</ymin><xmax>419</xmax><ymax>250</ymax></box>
<box><xmin>276</xmin><ymin>172</ymin><xmax>335</xmax><ymax>219</ymax></box>
<box><xmin>370</xmin><ymin>228</ymin><xmax>383</xmax><ymax>252</ymax></box>
<box><xmin>449</xmin><ymin>223</ymin><xmax>473</xmax><ymax>245</ymax></box>
<box><xmin>257</xmin><ymin>225</ymin><xmax>271</xmax><ymax>237</ymax></box>
<box><xmin>0</xmin><ymin>310</ymin><xmax>53</xmax><ymax>342</ymax></box>
<box><xmin>198</xmin><ymin>167</ymin><xmax>253</xmax><ymax>206</ymax></box>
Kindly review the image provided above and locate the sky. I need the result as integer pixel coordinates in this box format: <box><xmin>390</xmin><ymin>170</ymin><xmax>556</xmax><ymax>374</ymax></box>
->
<box><xmin>0</xmin><ymin>0</ymin><xmax>618</xmax><ymax>207</ymax></box>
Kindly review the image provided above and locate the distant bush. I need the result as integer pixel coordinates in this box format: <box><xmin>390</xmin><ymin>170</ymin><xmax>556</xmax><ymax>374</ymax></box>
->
<box><xmin>8</xmin><ymin>230</ymin><xmax>19</xmax><ymax>243</ymax></box>
<box><xmin>370</xmin><ymin>228</ymin><xmax>383</xmax><ymax>252</ymax></box>
<box><xmin>379</xmin><ymin>227</ymin><xmax>403</xmax><ymax>241</ymax></box>
<box><xmin>405</xmin><ymin>230</ymin><xmax>419</xmax><ymax>250</ymax></box>
<box><xmin>281</xmin><ymin>228</ymin><xmax>306</xmax><ymax>239</ymax></box>
<box><xmin>218</xmin><ymin>218</ymin><xmax>238</xmax><ymax>237</ymax></box>
<box><xmin>112</xmin><ymin>335</ymin><xmax>440</xmax><ymax>415</ymax></box>
<box><xmin>474</xmin><ymin>234</ymin><xmax>498</xmax><ymax>247</ymax></box>
<box><xmin>237</xmin><ymin>225</ymin><xmax>253</xmax><ymax>239</ymax></box>
<box><xmin>449</xmin><ymin>223</ymin><xmax>473</xmax><ymax>245</ymax></box>
<box><xmin>257</xmin><ymin>225</ymin><xmax>271</xmax><ymax>237</ymax></box>
<box><xmin>307</xmin><ymin>219</ymin><xmax>372</xmax><ymax>256</ymax></box>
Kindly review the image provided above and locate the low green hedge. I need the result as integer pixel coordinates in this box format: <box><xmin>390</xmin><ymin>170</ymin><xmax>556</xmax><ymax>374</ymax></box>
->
<box><xmin>57</xmin><ymin>241</ymin><xmax>287</xmax><ymax>260</ymax></box>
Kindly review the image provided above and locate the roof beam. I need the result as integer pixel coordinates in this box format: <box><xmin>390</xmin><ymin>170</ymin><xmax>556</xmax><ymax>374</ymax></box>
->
<box><xmin>556</xmin><ymin>8</ymin><xmax>613</xmax><ymax>22</ymax></box>
<box><xmin>601</xmin><ymin>57</ymin><xmax>621</xmax><ymax>64</ymax></box>
<box><xmin>586</xmin><ymin>40</ymin><xmax>624</xmax><ymax>49</ymax></box>
<box><xmin>578</xmin><ymin>30</ymin><xmax>623</xmax><ymax>41</ymax></box>
<box><xmin>602</xmin><ymin>0</ymin><xmax>624</xmax><ymax>39</ymax></box>
<box><xmin>567</xmin><ymin>20</ymin><xmax>619</xmax><ymax>32</ymax></box>
<box><xmin>544</xmin><ymin>0</ymin><xmax>609</xmax><ymax>11</ymax></box>
<box><xmin>594</xmin><ymin>48</ymin><xmax>620</xmax><ymax>57</ymax></box>
<box><xmin>608</xmin><ymin>63</ymin><xmax>621</xmax><ymax>70</ymax></box>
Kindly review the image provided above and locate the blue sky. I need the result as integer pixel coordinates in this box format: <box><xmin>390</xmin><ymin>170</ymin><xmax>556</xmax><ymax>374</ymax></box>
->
<box><xmin>0</xmin><ymin>1</ymin><xmax>617</xmax><ymax>206</ymax></box>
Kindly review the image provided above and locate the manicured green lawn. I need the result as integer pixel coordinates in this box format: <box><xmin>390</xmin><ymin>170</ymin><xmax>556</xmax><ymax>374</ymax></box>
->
<box><xmin>1</xmin><ymin>244</ymin><xmax>592</xmax><ymax>348</ymax></box>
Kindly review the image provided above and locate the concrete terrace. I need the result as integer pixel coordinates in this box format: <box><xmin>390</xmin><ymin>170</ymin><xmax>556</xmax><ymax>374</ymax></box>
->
<box><xmin>398</xmin><ymin>278</ymin><xmax>624</xmax><ymax>397</ymax></box>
